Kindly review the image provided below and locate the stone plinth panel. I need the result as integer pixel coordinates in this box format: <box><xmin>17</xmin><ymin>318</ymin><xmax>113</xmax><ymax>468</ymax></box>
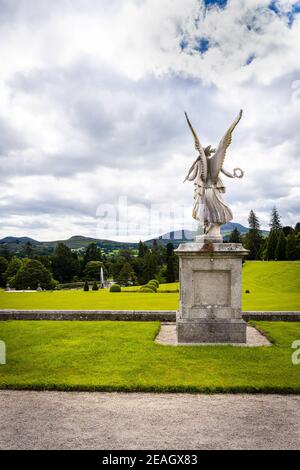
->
<box><xmin>175</xmin><ymin>242</ymin><xmax>248</xmax><ymax>343</ymax></box>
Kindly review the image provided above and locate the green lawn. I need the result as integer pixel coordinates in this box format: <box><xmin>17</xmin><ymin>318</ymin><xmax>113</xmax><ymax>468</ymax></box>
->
<box><xmin>241</xmin><ymin>261</ymin><xmax>300</xmax><ymax>311</ymax></box>
<box><xmin>0</xmin><ymin>289</ymin><xmax>179</xmax><ymax>310</ymax></box>
<box><xmin>0</xmin><ymin>321</ymin><xmax>299</xmax><ymax>392</ymax></box>
<box><xmin>0</xmin><ymin>261</ymin><xmax>299</xmax><ymax>311</ymax></box>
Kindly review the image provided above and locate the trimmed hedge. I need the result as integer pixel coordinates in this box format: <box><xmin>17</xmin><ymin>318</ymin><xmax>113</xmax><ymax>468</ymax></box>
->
<box><xmin>110</xmin><ymin>284</ymin><xmax>121</xmax><ymax>292</ymax></box>
<box><xmin>83</xmin><ymin>281</ymin><xmax>89</xmax><ymax>291</ymax></box>
<box><xmin>149</xmin><ymin>279</ymin><xmax>159</xmax><ymax>288</ymax></box>
<box><xmin>56</xmin><ymin>282</ymin><xmax>84</xmax><ymax>290</ymax></box>
<box><xmin>139</xmin><ymin>287</ymin><xmax>156</xmax><ymax>293</ymax></box>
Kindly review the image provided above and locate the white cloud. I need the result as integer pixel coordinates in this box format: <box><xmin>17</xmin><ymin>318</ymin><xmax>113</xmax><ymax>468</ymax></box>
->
<box><xmin>0</xmin><ymin>0</ymin><xmax>299</xmax><ymax>241</ymax></box>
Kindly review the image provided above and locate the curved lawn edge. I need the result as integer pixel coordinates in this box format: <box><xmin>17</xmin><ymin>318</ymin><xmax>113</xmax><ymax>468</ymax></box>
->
<box><xmin>1</xmin><ymin>321</ymin><xmax>299</xmax><ymax>394</ymax></box>
<box><xmin>0</xmin><ymin>383</ymin><xmax>300</xmax><ymax>394</ymax></box>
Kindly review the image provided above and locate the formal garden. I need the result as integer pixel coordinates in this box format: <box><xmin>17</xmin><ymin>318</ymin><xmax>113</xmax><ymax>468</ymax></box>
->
<box><xmin>0</xmin><ymin>260</ymin><xmax>299</xmax><ymax>311</ymax></box>
<box><xmin>0</xmin><ymin>209</ymin><xmax>299</xmax><ymax>394</ymax></box>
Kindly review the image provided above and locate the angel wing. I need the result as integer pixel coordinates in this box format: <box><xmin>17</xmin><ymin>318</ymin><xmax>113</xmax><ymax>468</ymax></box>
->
<box><xmin>184</xmin><ymin>112</ymin><xmax>207</xmax><ymax>181</ymax></box>
<box><xmin>210</xmin><ymin>109</ymin><xmax>243</xmax><ymax>183</ymax></box>
<box><xmin>183</xmin><ymin>156</ymin><xmax>200</xmax><ymax>182</ymax></box>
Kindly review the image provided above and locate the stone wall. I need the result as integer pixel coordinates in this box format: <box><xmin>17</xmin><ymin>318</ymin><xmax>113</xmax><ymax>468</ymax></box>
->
<box><xmin>0</xmin><ymin>310</ymin><xmax>299</xmax><ymax>321</ymax></box>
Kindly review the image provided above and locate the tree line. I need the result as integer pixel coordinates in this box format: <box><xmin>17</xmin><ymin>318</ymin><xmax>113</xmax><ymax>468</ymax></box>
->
<box><xmin>230</xmin><ymin>207</ymin><xmax>300</xmax><ymax>261</ymax></box>
<box><xmin>0</xmin><ymin>239</ymin><xmax>179</xmax><ymax>290</ymax></box>
<box><xmin>0</xmin><ymin>206</ymin><xmax>298</xmax><ymax>290</ymax></box>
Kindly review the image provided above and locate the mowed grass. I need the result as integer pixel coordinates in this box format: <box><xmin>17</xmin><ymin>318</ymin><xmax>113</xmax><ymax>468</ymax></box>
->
<box><xmin>241</xmin><ymin>261</ymin><xmax>300</xmax><ymax>311</ymax></box>
<box><xmin>0</xmin><ymin>289</ymin><xmax>179</xmax><ymax>310</ymax></box>
<box><xmin>0</xmin><ymin>261</ymin><xmax>299</xmax><ymax>311</ymax></box>
<box><xmin>0</xmin><ymin>320</ymin><xmax>299</xmax><ymax>392</ymax></box>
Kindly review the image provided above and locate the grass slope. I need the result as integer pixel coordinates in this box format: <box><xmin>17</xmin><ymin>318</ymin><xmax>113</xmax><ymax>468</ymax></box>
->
<box><xmin>0</xmin><ymin>290</ymin><xmax>179</xmax><ymax>310</ymax></box>
<box><xmin>0</xmin><ymin>261</ymin><xmax>299</xmax><ymax>311</ymax></box>
<box><xmin>0</xmin><ymin>321</ymin><xmax>299</xmax><ymax>392</ymax></box>
<box><xmin>241</xmin><ymin>261</ymin><xmax>300</xmax><ymax>310</ymax></box>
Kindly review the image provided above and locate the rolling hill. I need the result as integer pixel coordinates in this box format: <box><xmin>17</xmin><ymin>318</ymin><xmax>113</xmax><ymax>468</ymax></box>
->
<box><xmin>0</xmin><ymin>222</ymin><xmax>268</xmax><ymax>253</ymax></box>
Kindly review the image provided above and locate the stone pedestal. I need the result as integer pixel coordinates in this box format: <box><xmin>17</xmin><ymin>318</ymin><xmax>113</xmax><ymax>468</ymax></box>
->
<box><xmin>175</xmin><ymin>242</ymin><xmax>248</xmax><ymax>344</ymax></box>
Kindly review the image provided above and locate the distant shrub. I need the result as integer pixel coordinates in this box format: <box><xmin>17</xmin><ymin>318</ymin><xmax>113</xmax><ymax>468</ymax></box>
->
<box><xmin>56</xmin><ymin>281</ymin><xmax>84</xmax><ymax>290</ymax></box>
<box><xmin>83</xmin><ymin>280</ymin><xmax>89</xmax><ymax>291</ymax></box>
<box><xmin>92</xmin><ymin>281</ymin><xmax>99</xmax><ymax>291</ymax></box>
<box><xmin>110</xmin><ymin>284</ymin><xmax>121</xmax><ymax>292</ymax></box>
<box><xmin>139</xmin><ymin>287</ymin><xmax>155</xmax><ymax>293</ymax></box>
<box><xmin>139</xmin><ymin>283</ymin><xmax>157</xmax><ymax>292</ymax></box>
<box><xmin>245</xmin><ymin>289</ymin><xmax>250</xmax><ymax>294</ymax></box>
<box><xmin>11</xmin><ymin>259</ymin><xmax>55</xmax><ymax>290</ymax></box>
<box><xmin>148</xmin><ymin>279</ymin><xmax>159</xmax><ymax>288</ymax></box>
<box><xmin>146</xmin><ymin>284</ymin><xmax>157</xmax><ymax>292</ymax></box>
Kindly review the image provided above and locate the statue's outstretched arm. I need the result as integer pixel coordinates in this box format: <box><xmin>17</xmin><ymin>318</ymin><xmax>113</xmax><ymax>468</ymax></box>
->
<box><xmin>210</xmin><ymin>110</ymin><xmax>243</xmax><ymax>183</ymax></box>
<box><xmin>221</xmin><ymin>167</ymin><xmax>244</xmax><ymax>179</ymax></box>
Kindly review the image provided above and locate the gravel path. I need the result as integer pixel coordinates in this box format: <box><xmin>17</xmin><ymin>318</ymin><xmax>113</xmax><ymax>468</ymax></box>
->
<box><xmin>155</xmin><ymin>323</ymin><xmax>271</xmax><ymax>346</ymax></box>
<box><xmin>0</xmin><ymin>391</ymin><xmax>299</xmax><ymax>450</ymax></box>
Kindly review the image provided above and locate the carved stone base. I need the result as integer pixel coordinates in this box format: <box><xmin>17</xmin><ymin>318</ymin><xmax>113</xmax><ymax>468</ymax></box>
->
<box><xmin>177</xmin><ymin>318</ymin><xmax>247</xmax><ymax>343</ymax></box>
<box><xmin>175</xmin><ymin>242</ymin><xmax>248</xmax><ymax>344</ymax></box>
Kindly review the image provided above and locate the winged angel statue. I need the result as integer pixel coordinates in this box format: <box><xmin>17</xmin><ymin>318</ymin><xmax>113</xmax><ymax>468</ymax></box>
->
<box><xmin>184</xmin><ymin>110</ymin><xmax>244</xmax><ymax>241</ymax></box>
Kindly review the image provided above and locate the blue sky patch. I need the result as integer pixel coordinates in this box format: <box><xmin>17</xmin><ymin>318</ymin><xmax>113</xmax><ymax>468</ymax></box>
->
<box><xmin>195</xmin><ymin>38</ymin><xmax>210</xmax><ymax>54</ymax></box>
<box><xmin>204</xmin><ymin>0</ymin><xmax>227</xmax><ymax>8</ymax></box>
<box><xmin>245</xmin><ymin>54</ymin><xmax>255</xmax><ymax>66</ymax></box>
<box><xmin>269</xmin><ymin>1</ymin><xmax>300</xmax><ymax>27</ymax></box>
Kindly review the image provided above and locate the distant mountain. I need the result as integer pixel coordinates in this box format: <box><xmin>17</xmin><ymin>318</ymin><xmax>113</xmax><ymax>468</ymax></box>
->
<box><xmin>145</xmin><ymin>222</ymin><xmax>269</xmax><ymax>247</ymax></box>
<box><xmin>0</xmin><ymin>234</ymin><xmax>138</xmax><ymax>253</ymax></box>
<box><xmin>0</xmin><ymin>222</ymin><xmax>269</xmax><ymax>254</ymax></box>
<box><xmin>0</xmin><ymin>236</ymin><xmax>41</xmax><ymax>245</ymax></box>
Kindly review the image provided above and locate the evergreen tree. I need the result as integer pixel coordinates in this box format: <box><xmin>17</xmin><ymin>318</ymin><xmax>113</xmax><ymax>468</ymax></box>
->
<box><xmin>83</xmin><ymin>261</ymin><xmax>103</xmax><ymax>280</ymax></box>
<box><xmin>245</xmin><ymin>210</ymin><xmax>262</xmax><ymax>260</ymax></box>
<box><xmin>52</xmin><ymin>243</ymin><xmax>80</xmax><ymax>283</ymax></box>
<box><xmin>282</xmin><ymin>226</ymin><xmax>293</xmax><ymax>237</ymax></box>
<box><xmin>151</xmin><ymin>239</ymin><xmax>164</xmax><ymax>265</ymax></box>
<box><xmin>275</xmin><ymin>231</ymin><xmax>286</xmax><ymax>260</ymax></box>
<box><xmin>138</xmin><ymin>241</ymin><xmax>148</xmax><ymax>258</ymax></box>
<box><xmin>286</xmin><ymin>231</ymin><xmax>298</xmax><ymax>260</ymax></box>
<box><xmin>83</xmin><ymin>243</ymin><xmax>102</xmax><ymax>266</ymax></box>
<box><xmin>166</xmin><ymin>257</ymin><xmax>175</xmax><ymax>283</ymax></box>
<box><xmin>295</xmin><ymin>222</ymin><xmax>300</xmax><ymax>234</ymax></box>
<box><xmin>0</xmin><ymin>257</ymin><xmax>8</xmax><ymax>287</ymax></box>
<box><xmin>4</xmin><ymin>256</ymin><xmax>23</xmax><ymax>283</ymax></box>
<box><xmin>166</xmin><ymin>242</ymin><xmax>174</xmax><ymax>260</ymax></box>
<box><xmin>0</xmin><ymin>246</ymin><xmax>11</xmax><ymax>260</ymax></box>
<box><xmin>152</xmin><ymin>239</ymin><xmax>158</xmax><ymax>252</ymax></box>
<box><xmin>229</xmin><ymin>228</ymin><xmax>241</xmax><ymax>243</ymax></box>
<box><xmin>83</xmin><ymin>280</ymin><xmax>89</xmax><ymax>291</ymax></box>
<box><xmin>12</xmin><ymin>259</ymin><xmax>55</xmax><ymax>290</ymax></box>
<box><xmin>116</xmin><ymin>261</ymin><xmax>137</xmax><ymax>286</ymax></box>
<box><xmin>9</xmin><ymin>259</ymin><xmax>55</xmax><ymax>289</ymax></box>
<box><xmin>165</xmin><ymin>242</ymin><xmax>178</xmax><ymax>283</ymax></box>
<box><xmin>142</xmin><ymin>252</ymin><xmax>158</xmax><ymax>284</ymax></box>
<box><xmin>138</xmin><ymin>240</ymin><xmax>145</xmax><ymax>257</ymax></box>
<box><xmin>269</xmin><ymin>206</ymin><xmax>282</xmax><ymax>231</ymax></box>
<box><xmin>24</xmin><ymin>241</ymin><xmax>33</xmax><ymax>258</ymax></box>
<box><xmin>266</xmin><ymin>229</ymin><xmax>279</xmax><ymax>260</ymax></box>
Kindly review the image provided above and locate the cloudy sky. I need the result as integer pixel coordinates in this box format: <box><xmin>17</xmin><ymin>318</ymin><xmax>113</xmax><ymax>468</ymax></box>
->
<box><xmin>0</xmin><ymin>0</ymin><xmax>300</xmax><ymax>242</ymax></box>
